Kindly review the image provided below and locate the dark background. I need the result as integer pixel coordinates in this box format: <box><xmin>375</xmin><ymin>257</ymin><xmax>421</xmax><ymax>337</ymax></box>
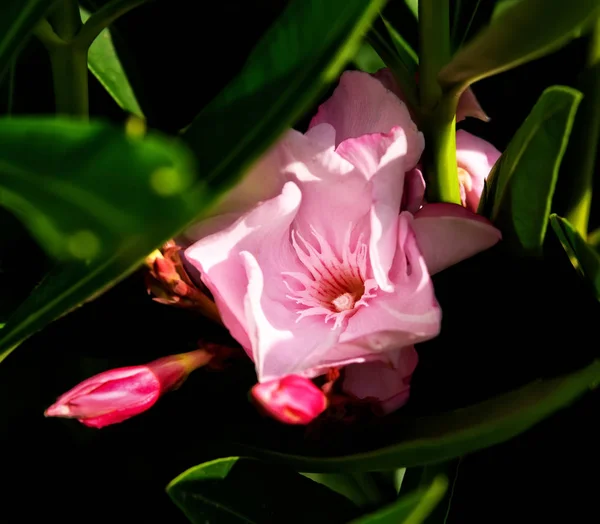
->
<box><xmin>0</xmin><ymin>1</ymin><xmax>598</xmax><ymax>522</ymax></box>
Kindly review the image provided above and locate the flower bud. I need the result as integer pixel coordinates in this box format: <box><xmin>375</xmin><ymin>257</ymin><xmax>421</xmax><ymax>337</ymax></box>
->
<box><xmin>251</xmin><ymin>375</ymin><xmax>328</xmax><ymax>425</ymax></box>
<box><xmin>145</xmin><ymin>242</ymin><xmax>222</xmax><ymax>324</ymax></box>
<box><xmin>45</xmin><ymin>350</ymin><xmax>211</xmax><ymax>428</ymax></box>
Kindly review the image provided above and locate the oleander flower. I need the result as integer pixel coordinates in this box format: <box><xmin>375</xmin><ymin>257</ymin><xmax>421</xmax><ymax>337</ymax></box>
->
<box><xmin>184</xmin><ymin>71</ymin><xmax>501</xmax><ymax>414</ymax></box>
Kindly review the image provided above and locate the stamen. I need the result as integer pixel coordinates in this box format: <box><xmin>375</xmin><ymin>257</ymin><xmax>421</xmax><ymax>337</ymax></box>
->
<box><xmin>284</xmin><ymin>224</ymin><xmax>377</xmax><ymax>328</ymax></box>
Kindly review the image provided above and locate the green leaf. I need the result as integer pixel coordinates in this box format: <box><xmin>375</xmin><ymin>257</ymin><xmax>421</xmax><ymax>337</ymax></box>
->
<box><xmin>0</xmin><ymin>117</ymin><xmax>203</xmax><ymax>362</ymax></box>
<box><xmin>439</xmin><ymin>0</ymin><xmax>600</xmax><ymax>89</ymax></box>
<box><xmin>404</xmin><ymin>0</ymin><xmax>418</xmax><ymax>20</ymax></box>
<box><xmin>80</xmin><ymin>7</ymin><xmax>143</xmax><ymax>117</ymax></box>
<box><xmin>479</xmin><ymin>86</ymin><xmax>582</xmax><ymax>256</ymax></box>
<box><xmin>549</xmin><ymin>215</ymin><xmax>600</xmax><ymax>300</ymax></box>
<box><xmin>349</xmin><ymin>476</ymin><xmax>448</xmax><ymax>524</ymax></box>
<box><xmin>301</xmin><ymin>472</ymin><xmax>388</xmax><ymax>508</ymax></box>
<box><xmin>0</xmin><ymin>0</ymin><xmax>384</xmax><ymax>361</ymax></box>
<box><xmin>0</xmin><ymin>0</ymin><xmax>57</xmax><ymax>81</ymax></box>
<box><xmin>182</xmin><ymin>0</ymin><xmax>386</xmax><ymax>194</ymax></box>
<box><xmin>166</xmin><ymin>457</ymin><xmax>361</xmax><ymax>524</ymax></box>
<box><xmin>353</xmin><ymin>42</ymin><xmax>386</xmax><ymax>73</ymax></box>
<box><xmin>399</xmin><ymin>460</ymin><xmax>461</xmax><ymax>523</ymax></box>
<box><xmin>233</xmin><ymin>359</ymin><xmax>600</xmax><ymax>471</ymax></box>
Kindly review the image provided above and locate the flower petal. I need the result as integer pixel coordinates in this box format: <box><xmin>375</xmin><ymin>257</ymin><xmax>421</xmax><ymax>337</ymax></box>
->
<box><xmin>241</xmin><ymin>250</ymin><xmax>344</xmax><ymax>381</ymax></box>
<box><xmin>336</xmin><ymin>127</ymin><xmax>412</xmax><ymax>291</ymax></box>
<box><xmin>412</xmin><ymin>203</ymin><xmax>502</xmax><ymax>275</ymax></box>
<box><xmin>456</xmin><ymin>130</ymin><xmax>502</xmax><ymax>212</ymax></box>
<box><xmin>456</xmin><ymin>87</ymin><xmax>490</xmax><ymax>123</ymax></box>
<box><xmin>339</xmin><ymin>213</ymin><xmax>441</xmax><ymax>353</ymax></box>
<box><xmin>342</xmin><ymin>345</ymin><xmax>418</xmax><ymax>415</ymax></box>
<box><xmin>184</xmin><ymin>182</ymin><xmax>303</xmax><ymax>355</ymax></box>
<box><xmin>309</xmin><ymin>70</ymin><xmax>423</xmax><ymax>168</ymax></box>
<box><xmin>402</xmin><ymin>168</ymin><xmax>426</xmax><ymax>213</ymax></box>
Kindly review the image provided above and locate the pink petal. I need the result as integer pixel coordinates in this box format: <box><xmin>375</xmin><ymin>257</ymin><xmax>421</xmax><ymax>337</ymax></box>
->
<box><xmin>184</xmin><ymin>182</ymin><xmax>303</xmax><ymax>356</ymax></box>
<box><xmin>309</xmin><ymin>70</ymin><xmax>423</xmax><ymax>169</ymax></box>
<box><xmin>456</xmin><ymin>87</ymin><xmax>490</xmax><ymax>123</ymax></box>
<box><xmin>279</xmin><ymin>126</ymin><xmax>369</xmax><ymax>254</ymax></box>
<box><xmin>456</xmin><ymin>130</ymin><xmax>502</xmax><ymax>212</ymax></box>
<box><xmin>241</xmin><ymin>250</ymin><xmax>344</xmax><ymax>381</ymax></box>
<box><xmin>412</xmin><ymin>203</ymin><xmax>502</xmax><ymax>275</ymax></box>
<box><xmin>336</xmin><ymin>127</ymin><xmax>412</xmax><ymax>291</ymax></box>
<box><xmin>338</xmin><ymin>213</ymin><xmax>441</xmax><ymax>353</ymax></box>
<box><xmin>342</xmin><ymin>345</ymin><xmax>418</xmax><ymax>415</ymax></box>
<box><xmin>402</xmin><ymin>168</ymin><xmax>425</xmax><ymax>213</ymax></box>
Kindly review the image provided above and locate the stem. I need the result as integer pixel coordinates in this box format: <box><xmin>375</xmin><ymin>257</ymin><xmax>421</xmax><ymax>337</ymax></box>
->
<box><xmin>48</xmin><ymin>0</ymin><xmax>83</xmax><ymax>40</ymax></box>
<box><xmin>563</xmin><ymin>17</ymin><xmax>600</xmax><ymax>236</ymax></box>
<box><xmin>36</xmin><ymin>1</ymin><xmax>89</xmax><ymax>119</ymax></box>
<box><xmin>49</xmin><ymin>45</ymin><xmax>89</xmax><ymax>119</ymax></box>
<box><xmin>419</xmin><ymin>0</ymin><xmax>462</xmax><ymax>204</ymax></box>
<box><xmin>75</xmin><ymin>0</ymin><xmax>149</xmax><ymax>49</ymax></box>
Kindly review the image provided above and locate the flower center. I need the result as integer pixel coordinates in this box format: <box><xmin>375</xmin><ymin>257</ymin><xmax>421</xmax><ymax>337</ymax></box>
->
<box><xmin>283</xmin><ymin>225</ymin><xmax>377</xmax><ymax>328</ymax></box>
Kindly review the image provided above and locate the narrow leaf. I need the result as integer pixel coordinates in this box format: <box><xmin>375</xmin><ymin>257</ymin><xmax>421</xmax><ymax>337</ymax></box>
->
<box><xmin>233</xmin><ymin>359</ymin><xmax>600</xmax><ymax>471</ymax></box>
<box><xmin>80</xmin><ymin>7</ymin><xmax>143</xmax><ymax>117</ymax></box>
<box><xmin>349</xmin><ymin>476</ymin><xmax>448</xmax><ymax>524</ymax></box>
<box><xmin>440</xmin><ymin>0</ymin><xmax>600</xmax><ymax>89</ymax></box>
<box><xmin>550</xmin><ymin>214</ymin><xmax>600</xmax><ymax>300</ymax></box>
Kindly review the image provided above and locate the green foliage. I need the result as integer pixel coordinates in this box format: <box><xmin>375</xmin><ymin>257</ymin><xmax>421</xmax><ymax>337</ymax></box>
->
<box><xmin>479</xmin><ymin>86</ymin><xmax>582</xmax><ymax>256</ymax></box>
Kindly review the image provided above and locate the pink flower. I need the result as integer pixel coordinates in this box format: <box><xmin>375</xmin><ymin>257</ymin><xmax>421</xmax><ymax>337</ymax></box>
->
<box><xmin>184</xmin><ymin>71</ymin><xmax>501</xmax><ymax>416</ymax></box>
<box><xmin>45</xmin><ymin>350</ymin><xmax>211</xmax><ymax>428</ymax></box>
<box><xmin>251</xmin><ymin>375</ymin><xmax>327</xmax><ymax>424</ymax></box>
<box><xmin>456</xmin><ymin>130</ymin><xmax>502</xmax><ymax>212</ymax></box>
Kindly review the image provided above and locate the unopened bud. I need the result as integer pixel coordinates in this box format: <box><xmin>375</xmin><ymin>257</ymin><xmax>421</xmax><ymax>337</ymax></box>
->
<box><xmin>45</xmin><ymin>350</ymin><xmax>211</xmax><ymax>428</ymax></box>
<box><xmin>251</xmin><ymin>375</ymin><xmax>328</xmax><ymax>425</ymax></box>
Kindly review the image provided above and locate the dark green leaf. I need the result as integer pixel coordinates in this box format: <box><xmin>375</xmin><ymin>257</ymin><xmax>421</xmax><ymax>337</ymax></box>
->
<box><xmin>479</xmin><ymin>86</ymin><xmax>581</xmax><ymax>256</ymax></box>
<box><xmin>182</xmin><ymin>0</ymin><xmax>386</xmax><ymax>196</ymax></box>
<box><xmin>166</xmin><ymin>457</ymin><xmax>360</xmax><ymax>524</ymax></box>
<box><xmin>440</xmin><ymin>0</ymin><xmax>600</xmax><ymax>89</ymax></box>
<box><xmin>0</xmin><ymin>0</ymin><xmax>57</xmax><ymax>81</ymax></box>
<box><xmin>549</xmin><ymin>215</ymin><xmax>600</xmax><ymax>300</ymax></box>
<box><xmin>233</xmin><ymin>359</ymin><xmax>600</xmax><ymax>471</ymax></box>
<box><xmin>0</xmin><ymin>118</ymin><xmax>202</xmax><ymax>362</ymax></box>
<box><xmin>80</xmin><ymin>7</ymin><xmax>143</xmax><ymax>117</ymax></box>
<box><xmin>349</xmin><ymin>476</ymin><xmax>448</xmax><ymax>524</ymax></box>
<box><xmin>0</xmin><ymin>0</ymin><xmax>384</xmax><ymax>361</ymax></box>
<box><xmin>301</xmin><ymin>472</ymin><xmax>389</xmax><ymax>508</ymax></box>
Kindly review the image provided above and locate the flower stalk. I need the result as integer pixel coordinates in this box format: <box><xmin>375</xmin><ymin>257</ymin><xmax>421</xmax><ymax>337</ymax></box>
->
<box><xmin>418</xmin><ymin>0</ymin><xmax>462</xmax><ymax>205</ymax></box>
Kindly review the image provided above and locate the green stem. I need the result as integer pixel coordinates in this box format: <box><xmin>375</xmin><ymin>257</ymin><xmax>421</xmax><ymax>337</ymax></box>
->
<box><xmin>36</xmin><ymin>0</ymin><xmax>89</xmax><ymax>119</ymax></box>
<box><xmin>49</xmin><ymin>45</ymin><xmax>89</xmax><ymax>119</ymax></box>
<box><xmin>419</xmin><ymin>0</ymin><xmax>462</xmax><ymax>204</ymax></box>
<box><xmin>48</xmin><ymin>0</ymin><xmax>83</xmax><ymax>40</ymax></box>
<box><xmin>75</xmin><ymin>0</ymin><xmax>149</xmax><ymax>49</ymax></box>
<box><xmin>563</xmin><ymin>17</ymin><xmax>600</xmax><ymax>236</ymax></box>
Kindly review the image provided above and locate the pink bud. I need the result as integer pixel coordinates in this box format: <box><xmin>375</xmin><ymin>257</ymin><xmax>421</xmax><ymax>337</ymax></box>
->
<box><xmin>45</xmin><ymin>350</ymin><xmax>211</xmax><ymax>428</ymax></box>
<box><xmin>251</xmin><ymin>375</ymin><xmax>328</xmax><ymax>425</ymax></box>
